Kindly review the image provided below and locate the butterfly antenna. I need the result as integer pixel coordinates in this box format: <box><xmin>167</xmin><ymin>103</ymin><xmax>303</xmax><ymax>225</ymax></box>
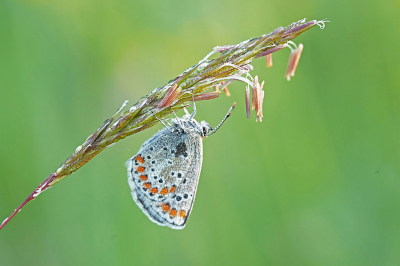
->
<box><xmin>207</xmin><ymin>102</ymin><xmax>236</xmax><ymax>136</ymax></box>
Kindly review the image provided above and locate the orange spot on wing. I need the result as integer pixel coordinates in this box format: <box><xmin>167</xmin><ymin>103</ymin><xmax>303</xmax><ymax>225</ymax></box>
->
<box><xmin>179</xmin><ymin>210</ymin><xmax>186</xmax><ymax>218</ymax></box>
<box><xmin>162</xmin><ymin>203</ymin><xmax>170</xmax><ymax>212</ymax></box>
<box><xmin>169</xmin><ymin>185</ymin><xmax>176</xmax><ymax>193</ymax></box>
<box><xmin>137</xmin><ymin>166</ymin><xmax>145</xmax><ymax>173</ymax></box>
<box><xmin>135</xmin><ymin>154</ymin><xmax>145</xmax><ymax>164</ymax></box>
<box><xmin>139</xmin><ymin>175</ymin><xmax>148</xmax><ymax>181</ymax></box>
<box><xmin>150</xmin><ymin>187</ymin><xmax>158</xmax><ymax>194</ymax></box>
<box><xmin>143</xmin><ymin>183</ymin><xmax>151</xmax><ymax>189</ymax></box>
<box><xmin>160</xmin><ymin>187</ymin><xmax>168</xmax><ymax>196</ymax></box>
<box><xmin>170</xmin><ymin>209</ymin><xmax>177</xmax><ymax>217</ymax></box>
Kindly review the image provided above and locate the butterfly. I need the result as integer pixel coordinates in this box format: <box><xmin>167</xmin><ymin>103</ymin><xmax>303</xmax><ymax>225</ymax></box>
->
<box><xmin>126</xmin><ymin>103</ymin><xmax>235</xmax><ymax>229</ymax></box>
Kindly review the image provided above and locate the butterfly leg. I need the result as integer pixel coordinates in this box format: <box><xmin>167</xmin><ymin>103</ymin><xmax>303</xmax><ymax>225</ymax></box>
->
<box><xmin>154</xmin><ymin>114</ymin><xmax>173</xmax><ymax>132</ymax></box>
<box><xmin>189</xmin><ymin>91</ymin><xmax>197</xmax><ymax>120</ymax></box>
<box><xmin>170</xmin><ymin>107</ymin><xmax>184</xmax><ymax>128</ymax></box>
<box><xmin>183</xmin><ymin>107</ymin><xmax>190</xmax><ymax>116</ymax></box>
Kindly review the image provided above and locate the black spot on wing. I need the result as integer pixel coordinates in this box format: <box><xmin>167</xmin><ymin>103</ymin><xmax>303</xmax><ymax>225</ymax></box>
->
<box><xmin>175</xmin><ymin>142</ymin><xmax>187</xmax><ymax>158</ymax></box>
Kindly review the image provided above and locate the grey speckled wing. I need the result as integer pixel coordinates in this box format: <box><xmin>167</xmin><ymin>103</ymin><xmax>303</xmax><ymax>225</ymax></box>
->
<box><xmin>126</xmin><ymin>121</ymin><xmax>203</xmax><ymax>230</ymax></box>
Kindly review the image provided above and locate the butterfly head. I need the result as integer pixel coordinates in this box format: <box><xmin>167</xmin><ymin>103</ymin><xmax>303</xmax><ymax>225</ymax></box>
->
<box><xmin>198</xmin><ymin>120</ymin><xmax>213</xmax><ymax>138</ymax></box>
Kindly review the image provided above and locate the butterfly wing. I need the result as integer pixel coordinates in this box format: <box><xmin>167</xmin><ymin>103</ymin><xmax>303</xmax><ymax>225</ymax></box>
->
<box><xmin>126</xmin><ymin>127</ymin><xmax>203</xmax><ymax>229</ymax></box>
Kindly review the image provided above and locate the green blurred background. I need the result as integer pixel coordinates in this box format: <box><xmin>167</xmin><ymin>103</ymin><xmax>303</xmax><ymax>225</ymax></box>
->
<box><xmin>1</xmin><ymin>0</ymin><xmax>399</xmax><ymax>265</ymax></box>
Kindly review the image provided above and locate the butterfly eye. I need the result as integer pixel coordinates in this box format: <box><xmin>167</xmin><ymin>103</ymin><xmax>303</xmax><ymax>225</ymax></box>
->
<box><xmin>202</xmin><ymin>127</ymin><xmax>207</xmax><ymax>136</ymax></box>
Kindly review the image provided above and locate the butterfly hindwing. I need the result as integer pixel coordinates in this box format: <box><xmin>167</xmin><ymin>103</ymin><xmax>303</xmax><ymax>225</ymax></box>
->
<box><xmin>127</xmin><ymin>126</ymin><xmax>203</xmax><ymax>229</ymax></box>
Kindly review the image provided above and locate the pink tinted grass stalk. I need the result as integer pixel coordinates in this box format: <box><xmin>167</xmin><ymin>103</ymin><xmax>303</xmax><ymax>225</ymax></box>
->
<box><xmin>285</xmin><ymin>50</ymin><xmax>296</xmax><ymax>81</ymax></box>
<box><xmin>245</xmin><ymin>86</ymin><xmax>251</xmax><ymax>118</ymax></box>
<box><xmin>266</xmin><ymin>54</ymin><xmax>273</xmax><ymax>68</ymax></box>
<box><xmin>213</xmin><ymin>45</ymin><xmax>237</xmax><ymax>53</ymax></box>
<box><xmin>252</xmin><ymin>76</ymin><xmax>265</xmax><ymax>122</ymax></box>
<box><xmin>255</xmin><ymin>44</ymin><xmax>286</xmax><ymax>58</ymax></box>
<box><xmin>223</xmin><ymin>88</ymin><xmax>231</xmax><ymax>97</ymax></box>
<box><xmin>0</xmin><ymin>174</ymin><xmax>55</xmax><ymax>230</ymax></box>
<box><xmin>284</xmin><ymin>20</ymin><xmax>317</xmax><ymax>35</ymax></box>
<box><xmin>193</xmin><ymin>91</ymin><xmax>221</xmax><ymax>101</ymax></box>
<box><xmin>157</xmin><ymin>84</ymin><xmax>181</xmax><ymax>108</ymax></box>
<box><xmin>290</xmin><ymin>43</ymin><xmax>303</xmax><ymax>77</ymax></box>
<box><xmin>219</xmin><ymin>81</ymin><xmax>231</xmax><ymax>97</ymax></box>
